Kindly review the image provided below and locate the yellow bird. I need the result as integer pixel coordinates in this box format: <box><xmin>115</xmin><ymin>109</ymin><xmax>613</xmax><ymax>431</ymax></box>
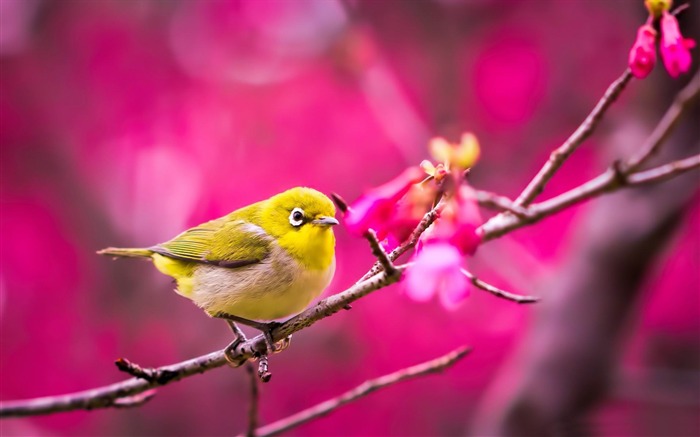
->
<box><xmin>99</xmin><ymin>187</ymin><xmax>338</xmax><ymax>355</ymax></box>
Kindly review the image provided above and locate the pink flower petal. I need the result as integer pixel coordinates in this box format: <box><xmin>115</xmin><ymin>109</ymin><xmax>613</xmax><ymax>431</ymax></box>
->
<box><xmin>439</xmin><ymin>270</ymin><xmax>470</xmax><ymax>310</ymax></box>
<box><xmin>628</xmin><ymin>24</ymin><xmax>657</xmax><ymax>79</ymax></box>
<box><xmin>380</xmin><ymin>234</ymin><xmax>401</xmax><ymax>252</ymax></box>
<box><xmin>660</xmin><ymin>12</ymin><xmax>694</xmax><ymax>78</ymax></box>
<box><xmin>344</xmin><ymin>166</ymin><xmax>424</xmax><ymax>236</ymax></box>
<box><xmin>404</xmin><ymin>243</ymin><xmax>467</xmax><ymax>307</ymax></box>
<box><xmin>451</xmin><ymin>186</ymin><xmax>483</xmax><ymax>255</ymax></box>
<box><xmin>344</xmin><ymin>195</ymin><xmax>394</xmax><ymax>236</ymax></box>
<box><xmin>419</xmin><ymin>186</ymin><xmax>482</xmax><ymax>256</ymax></box>
<box><xmin>405</xmin><ymin>265</ymin><xmax>439</xmax><ymax>302</ymax></box>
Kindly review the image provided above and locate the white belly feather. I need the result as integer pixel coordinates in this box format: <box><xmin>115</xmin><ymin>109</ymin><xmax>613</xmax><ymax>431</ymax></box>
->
<box><xmin>189</xmin><ymin>243</ymin><xmax>335</xmax><ymax>321</ymax></box>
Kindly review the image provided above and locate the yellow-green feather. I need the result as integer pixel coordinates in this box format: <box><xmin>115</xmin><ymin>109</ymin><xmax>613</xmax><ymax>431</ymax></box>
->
<box><xmin>100</xmin><ymin>187</ymin><xmax>337</xmax><ymax>299</ymax></box>
<box><xmin>155</xmin><ymin>206</ymin><xmax>270</xmax><ymax>264</ymax></box>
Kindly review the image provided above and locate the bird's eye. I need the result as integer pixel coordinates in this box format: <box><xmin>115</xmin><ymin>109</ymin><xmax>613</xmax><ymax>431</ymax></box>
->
<box><xmin>289</xmin><ymin>208</ymin><xmax>305</xmax><ymax>227</ymax></box>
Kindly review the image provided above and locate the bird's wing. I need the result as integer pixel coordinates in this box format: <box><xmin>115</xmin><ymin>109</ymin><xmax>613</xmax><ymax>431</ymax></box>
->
<box><xmin>150</xmin><ymin>218</ymin><xmax>271</xmax><ymax>268</ymax></box>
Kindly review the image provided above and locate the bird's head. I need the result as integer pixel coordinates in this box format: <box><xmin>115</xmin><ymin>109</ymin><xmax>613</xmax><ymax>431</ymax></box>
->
<box><xmin>259</xmin><ymin>187</ymin><xmax>338</xmax><ymax>270</ymax></box>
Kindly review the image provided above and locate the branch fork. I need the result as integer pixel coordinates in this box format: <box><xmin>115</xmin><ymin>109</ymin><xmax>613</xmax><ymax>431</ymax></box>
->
<box><xmin>115</xmin><ymin>358</ymin><xmax>178</xmax><ymax>385</ymax></box>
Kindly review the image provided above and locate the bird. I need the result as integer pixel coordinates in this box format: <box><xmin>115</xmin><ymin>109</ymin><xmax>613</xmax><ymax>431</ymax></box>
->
<box><xmin>98</xmin><ymin>187</ymin><xmax>338</xmax><ymax>359</ymax></box>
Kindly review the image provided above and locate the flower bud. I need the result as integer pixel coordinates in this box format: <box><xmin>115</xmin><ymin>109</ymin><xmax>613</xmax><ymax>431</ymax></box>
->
<box><xmin>660</xmin><ymin>12</ymin><xmax>695</xmax><ymax>78</ymax></box>
<box><xmin>628</xmin><ymin>24</ymin><xmax>657</xmax><ymax>79</ymax></box>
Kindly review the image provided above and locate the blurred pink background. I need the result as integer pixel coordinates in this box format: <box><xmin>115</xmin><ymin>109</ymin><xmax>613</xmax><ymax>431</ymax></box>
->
<box><xmin>1</xmin><ymin>1</ymin><xmax>698</xmax><ymax>436</ymax></box>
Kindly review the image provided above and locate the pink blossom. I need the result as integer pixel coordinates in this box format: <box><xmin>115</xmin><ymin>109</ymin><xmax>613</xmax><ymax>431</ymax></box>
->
<box><xmin>404</xmin><ymin>187</ymin><xmax>481</xmax><ymax>310</ymax></box>
<box><xmin>628</xmin><ymin>24</ymin><xmax>657</xmax><ymax>79</ymax></box>
<box><xmin>404</xmin><ymin>243</ymin><xmax>470</xmax><ymax>309</ymax></box>
<box><xmin>378</xmin><ymin>184</ymin><xmax>436</xmax><ymax>251</ymax></box>
<box><xmin>419</xmin><ymin>186</ymin><xmax>483</xmax><ymax>256</ymax></box>
<box><xmin>344</xmin><ymin>166</ymin><xmax>424</xmax><ymax>237</ymax></box>
<box><xmin>450</xmin><ymin>187</ymin><xmax>483</xmax><ymax>255</ymax></box>
<box><xmin>660</xmin><ymin>12</ymin><xmax>695</xmax><ymax>78</ymax></box>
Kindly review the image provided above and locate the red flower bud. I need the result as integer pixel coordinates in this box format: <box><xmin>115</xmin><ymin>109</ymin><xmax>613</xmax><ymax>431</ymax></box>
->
<box><xmin>660</xmin><ymin>12</ymin><xmax>695</xmax><ymax>78</ymax></box>
<box><xmin>628</xmin><ymin>24</ymin><xmax>658</xmax><ymax>79</ymax></box>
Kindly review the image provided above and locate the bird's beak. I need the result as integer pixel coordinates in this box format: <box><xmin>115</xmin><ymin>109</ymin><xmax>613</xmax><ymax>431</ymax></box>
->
<box><xmin>312</xmin><ymin>216</ymin><xmax>339</xmax><ymax>226</ymax></box>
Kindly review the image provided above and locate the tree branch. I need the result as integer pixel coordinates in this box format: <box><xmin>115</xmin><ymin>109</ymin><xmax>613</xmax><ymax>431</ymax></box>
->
<box><xmin>246</xmin><ymin>363</ymin><xmax>260</xmax><ymax>437</ymax></box>
<box><xmin>111</xmin><ymin>390</ymin><xmax>157</xmax><ymax>409</ymax></box>
<box><xmin>114</xmin><ymin>357</ymin><xmax>178</xmax><ymax>384</ymax></box>
<box><xmin>482</xmin><ymin>71</ymin><xmax>700</xmax><ymax>242</ymax></box>
<box><xmin>625</xmin><ymin>71</ymin><xmax>700</xmax><ymax>172</ymax></box>
<box><xmin>249</xmin><ymin>346</ymin><xmax>471</xmax><ymax>437</ymax></box>
<box><xmin>626</xmin><ymin>153</ymin><xmax>700</xmax><ymax>185</ymax></box>
<box><xmin>364</xmin><ymin>229</ymin><xmax>398</xmax><ymax>276</ymax></box>
<box><xmin>473</xmin><ymin>190</ymin><xmax>530</xmax><ymax>217</ymax></box>
<box><xmin>480</xmin><ymin>153</ymin><xmax>700</xmax><ymax>241</ymax></box>
<box><xmin>359</xmin><ymin>204</ymin><xmax>442</xmax><ymax>282</ymax></box>
<box><xmin>461</xmin><ymin>269</ymin><xmax>539</xmax><ymax>304</ymax></box>
<box><xmin>0</xmin><ymin>264</ymin><xmax>409</xmax><ymax>418</ymax></box>
<box><xmin>0</xmin><ymin>350</ymin><xmax>229</xmax><ymax>417</ymax></box>
<box><xmin>514</xmin><ymin>70</ymin><xmax>633</xmax><ymax>207</ymax></box>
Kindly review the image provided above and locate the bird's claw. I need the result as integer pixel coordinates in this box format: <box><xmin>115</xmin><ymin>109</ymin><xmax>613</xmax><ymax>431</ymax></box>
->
<box><xmin>224</xmin><ymin>337</ymin><xmax>247</xmax><ymax>368</ymax></box>
<box><xmin>272</xmin><ymin>335</ymin><xmax>292</xmax><ymax>353</ymax></box>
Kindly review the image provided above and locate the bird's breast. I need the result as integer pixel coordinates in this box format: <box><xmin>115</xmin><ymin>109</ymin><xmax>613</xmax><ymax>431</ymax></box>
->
<box><xmin>189</xmin><ymin>244</ymin><xmax>335</xmax><ymax>321</ymax></box>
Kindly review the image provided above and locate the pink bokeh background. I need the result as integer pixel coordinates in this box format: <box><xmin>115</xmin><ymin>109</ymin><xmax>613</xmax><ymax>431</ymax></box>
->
<box><xmin>1</xmin><ymin>1</ymin><xmax>698</xmax><ymax>436</ymax></box>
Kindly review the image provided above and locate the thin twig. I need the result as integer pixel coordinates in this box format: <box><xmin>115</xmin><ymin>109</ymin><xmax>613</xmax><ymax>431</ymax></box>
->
<box><xmin>250</xmin><ymin>346</ymin><xmax>471</xmax><ymax>437</ymax></box>
<box><xmin>259</xmin><ymin>265</ymin><xmax>408</xmax><ymax>347</ymax></box>
<box><xmin>473</xmin><ymin>190</ymin><xmax>530</xmax><ymax>218</ymax></box>
<box><xmin>246</xmin><ymin>363</ymin><xmax>260</xmax><ymax>437</ymax></box>
<box><xmin>481</xmin><ymin>153</ymin><xmax>700</xmax><ymax>241</ymax></box>
<box><xmin>626</xmin><ymin>153</ymin><xmax>700</xmax><ymax>184</ymax></box>
<box><xmin>483</xmin><ymin>72</ymin><xmax>700</xmax><ymax>241</ymax></box>
<box><xmin>515</xmin><ymin>70</ymin><xmax>633</xmax><ymax>207</ymax></box>
<box><xmin>461</xmin><ymin>269</ymin><xmax>539</xmax><ymax>304</ymax></box>
<box><xmin>114</xmin><ymin>358</ymin><xmax>177</xmax><ymax>384</ymax></box>
<box><xmin>111</xmin><ymin>390</ymin><xmax>157</xmax><ymax>409</ymax></box>
<box><xmin>672</xmin><ymin>3</ymin><xmax>690</xmax><ymax>16</ymax></box>
<box><xmin>625</xmin><ymin>71</ymin><xmax>700</xmax><ymax>172</ymax></box>
<box><xmin>359</xmin><ymin>205</ymin><xmax>442</xmax><ymax>282</ymax></box>
<box><xmin>387</xmin><ymin>205</ymin><xmax>440</xmax><ymax>262</ymax></box>
<box><xmin>0</xmin><ymin>350</ymin><xmax>229</xmax><ymax>417</ymax></box>
<box><xmin>364</xmin><ymin>229</ymin><xmax>397</xmax><ymax>276</ymax></box>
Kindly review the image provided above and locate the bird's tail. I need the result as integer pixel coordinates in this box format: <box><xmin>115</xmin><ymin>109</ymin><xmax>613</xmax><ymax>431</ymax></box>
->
<box><xmin>97</xmin><ymin>247</ymin><xmax>153</xmax><ymax>258</ymax></box>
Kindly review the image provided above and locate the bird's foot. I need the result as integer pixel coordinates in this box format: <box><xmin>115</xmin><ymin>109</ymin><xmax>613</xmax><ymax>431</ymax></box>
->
<box><xmin>224</xmin><ymin>337</ymin><xmax>248</xmax><ymax>368</ymax></box>
<box><xmin>215</xmin><ymin>313</ymin><xmax>290</xmax><ymax>356</ymax></box>
<box><xmin>223</xmin><ymin>321</ymin><xmax>248</xmax><ymax>367</ymax></box>
<box><xmin>274</xmin><ymin>334</ymin><xmax>293</xmax><ymax>353</ymax></box>
<box><xmin>258</xmin><ymin>321</ymin><xmax>283</xmax><ymax>354</ymax></box>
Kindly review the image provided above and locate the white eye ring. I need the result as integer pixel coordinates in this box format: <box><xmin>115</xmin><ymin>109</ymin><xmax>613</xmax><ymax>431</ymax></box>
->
<box><xmin>289</xmin><ymin>208</ymin><xmax>305</xmax><ymax>227</ymax></box>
